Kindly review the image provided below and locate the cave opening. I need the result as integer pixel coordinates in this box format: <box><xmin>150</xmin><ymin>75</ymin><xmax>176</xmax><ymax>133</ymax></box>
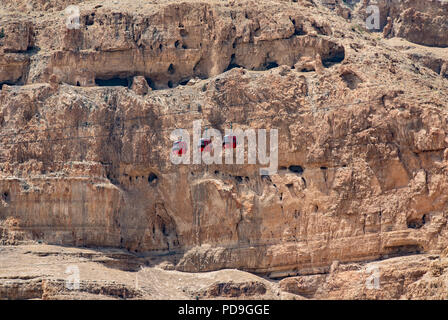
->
<box><xmin>322</xmin><ymin>49</ymin><xmax>345</xmax><ymax>67</ymax></box>
<box><xmin>225</xmin><ymin>54</ymin><xmax>243</xmax><ymax>71</ymax></box>
<box><xmin>179</xmin><ymin>78</ymin><xmax>190</xmax><ymax>86</ymax></box>
<box><xmin>261</xmin><ymin>175</ymin><xmax>272</xmax><ymax>183</ymax></box>
<box><xmin>291</xmin><ymin>18</ymin><xmax>306</xmax><ymax>35</ymax></box>
<box><xmin>264</xmin><ymin>61</ymin><xmax>279</xmax><ymax>70</ymax></box>
<box><xmin>85</xmin><ymin>13</ymin><xmax>95</xmax><ymax>26</ymax></box>
<box><xmin>168</xmin><ymin>64</ymin><xmax>175</xmax><ymax>74</ymax></box>
<box><xmin>0</xmin><ymin>81</ymin><xmax>16</xmax><ymax>90</ymax></box>
<box><xmin>288</xmin><ymin>165</ymin><xmax>304</xmax><ymax>174</ymax></box>
<box><xmin>407</xmin><ymin>215</ymin><xmax>426</xmax><ymax>229</ymax></box>
<box><xmin>2</xmin><ymin>191</ymin><xmax>10</xmax><ymax>202</ymax></box>
<box><xmin>95</xmin><ymin>77</ymin><xmax>130</xmax><ymax>87</ymax></box>
<box><xmin>225</xmin><ymin>62</ymin><xmax>243</xmax><ymax>71</ymax></box>
<box><xmin>148</xmin><ymin>173</ymin><xmax>158</xmax><ymax>184</ymax></box>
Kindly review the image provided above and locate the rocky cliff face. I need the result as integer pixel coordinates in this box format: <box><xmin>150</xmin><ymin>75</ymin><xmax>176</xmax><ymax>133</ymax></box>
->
<box><xmin>357</xmin><ymin>0</ymin><xmax>448</xmax><ymax>47</ymax></box>
<box><xmin>1</xmin><ymin>0</ymin><xmax>448</xmax><ymax>299</ymax></box>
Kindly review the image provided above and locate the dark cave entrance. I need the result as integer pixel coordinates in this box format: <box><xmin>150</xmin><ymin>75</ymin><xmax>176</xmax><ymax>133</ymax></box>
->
<box><xmin>95</xmin><ymin>77</ymin><xmax>130</xmax><ymax>87</ymax></box>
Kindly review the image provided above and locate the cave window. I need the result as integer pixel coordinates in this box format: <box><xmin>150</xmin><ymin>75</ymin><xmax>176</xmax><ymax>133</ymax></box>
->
<box><xmin>168</xmin><ymin>64</ymin><xmax>175</xmax><ymax>74</ymax></box>
<box><xmin>145</xmin><ymin>77</ymin><xmax>156</xmax><ymax>90</ymax></box>
<box><xmin>265</xmin><ymin>61</ymin><xmax>279</xmax><ymax>70</ymax></box>
<box><xmin>148</xmin><ymin>173</ymin><xmax>158</xmax><ymax>184</ymax></box>
<box><xmin>95</xmin><ymin>78</ymin><xmax>129</xmax><ymax>87</ymax></box>
<box><xmin>288</xmin><ymin>165</ymin><xmax>304</xmax><ymax>174</ymax></box>
<box><xmin>179</xmin><ymin>79</ymin><xmax>190</xmax><ymax>86</ymax></box>
<box><xmin>162</xmin><ymin>223</ymin><xmax>167</xmax><ymax>236</ymax></box>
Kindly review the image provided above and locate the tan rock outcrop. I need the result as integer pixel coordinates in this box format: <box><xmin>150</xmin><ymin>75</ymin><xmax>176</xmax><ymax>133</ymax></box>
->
<box><xmin>131</xmin><ymin>76</ymin><xmax>150</xmax><ymax>96</ymax></box>
<box><xmin>356</xmin><ymin>0</ymin><xmax>448</xmax><ymax>47</ymax></box>
<box><xmin>1</xmin><ymin>0</ymin><xmax>448</xmax><ymax>300</ymax></box>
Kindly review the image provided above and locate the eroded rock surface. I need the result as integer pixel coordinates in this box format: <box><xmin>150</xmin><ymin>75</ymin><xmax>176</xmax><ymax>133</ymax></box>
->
<box><xmin>1</xmin><ymin>0</ymin><xmax>448</xmax><ymax>299</ymax></box>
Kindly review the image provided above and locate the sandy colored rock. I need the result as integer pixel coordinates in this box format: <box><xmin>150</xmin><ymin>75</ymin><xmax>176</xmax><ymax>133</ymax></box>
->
<box><xmin>131</xmin><ymin>76</ymin><xmax>150</xmax><ymax>96</ymax></box>
<box><xmin>1</xmin><ymin>0</ymin><xmax>448</xmax><ymax>300</ymax></box>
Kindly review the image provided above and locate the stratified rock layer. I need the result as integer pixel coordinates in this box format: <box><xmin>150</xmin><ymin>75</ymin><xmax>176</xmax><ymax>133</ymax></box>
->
<box><xmin>1</xmin><ymin>0</ymin><xmax>448</xmax><ymax>299</ymax></box>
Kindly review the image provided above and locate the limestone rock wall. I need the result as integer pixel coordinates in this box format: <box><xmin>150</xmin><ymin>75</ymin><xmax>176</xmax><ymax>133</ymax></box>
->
<box><xmin>352</xmin><ymin>0</ymin><xmax>448</xmax><ymax>47</ymax></box>
<box><xmin>1</xmin><ymin>0</ymin><xmax>448</xmax><ymax>278</ymax></box>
